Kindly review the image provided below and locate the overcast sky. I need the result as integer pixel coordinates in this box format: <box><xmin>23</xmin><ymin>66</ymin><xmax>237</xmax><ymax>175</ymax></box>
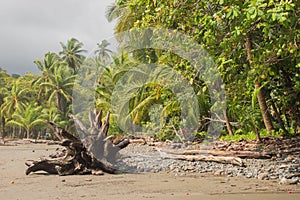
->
<box><xmin>0</xmin><ymin>0</ymin><xmax>116</xmax><ymax>75</ymax></box>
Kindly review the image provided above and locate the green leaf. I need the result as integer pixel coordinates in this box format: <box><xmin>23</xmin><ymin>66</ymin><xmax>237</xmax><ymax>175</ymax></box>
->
<box><xmin>252</xmin><ymin>83</ymin><xmax>267</xmax><ymax>109</ymax></box>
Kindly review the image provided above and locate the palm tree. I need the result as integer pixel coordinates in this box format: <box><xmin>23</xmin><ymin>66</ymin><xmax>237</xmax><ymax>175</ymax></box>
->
<box><xmin>95</xmin><ymin>51</ymin><xmax>136</xmax><ymax>111</ymax></box>
<box><xmin>0</xmin><ymin>87</ymin><xmax>8</xmax><ymax>139</ymax></box>
<box><xmin>0</xmin><ymin>79</ymin><xmax>29</xmax><ymax>119</ymax></box>
<box><xmin>41</xmin><ymin>106</ymin><xmax>68</xmax><ymax>129</ymax></box>
<box><xmin>94</xmin><ymin>40</ymin><xmax>112</xmax><ymax>65</ymax></box>
<box><xmin>40</xmin><ymin>65</ymin><xmax>76</xmax><ymax>113</ymax></box>
<box><xmin>6</xmin><ymin>103</ymin><xmax>45</xmax><ymax>139</ymax></box>
<box><xmin>0</xmin><ymin>68</ymin><xmax>10</xmax><ymax>139</ymax></box>
<box><xmin>105</xmin><ymin>0</ymin><xmax>144</xmax><ymax>41</ymax></box>
<box><xmin>33</xmin><ymin>52</ymin><xmax>61</xmax><ymax>102</ymax></box>
<box><xmin>34</xmin><ymin>52</ymin><xmax>60</xmax><ymax>73</ymax></box>
<box><xmin>59</xmin><ymin>38</ymin><xmax>87</xmax><ymax>74</ymax></box>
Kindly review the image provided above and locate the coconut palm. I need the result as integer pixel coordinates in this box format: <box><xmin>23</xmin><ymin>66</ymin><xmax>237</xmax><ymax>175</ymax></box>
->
<box><xmin>34</xmin><ymin>52</ymin><xmax>60</xmax><ymax>73</ymax></box>
<box><xmin>95</xmin><ymin>51</ymin><xmax>137</xmax><ymax>111</ymax></box>
<box><xmin>0</xmin><ymin>68</ymin><xmax>10</xmax><ymax>139</ymax></box>
<box><xmin>94</xmin><ymin>40</ymin><xmax>113</xmax><ymax>65</ymax></box>
<box><xmin>59</xmin><ymin>38</ymin><xmax>86</xmax><ymax>74</ymax></box>
<box><xmin>40</xmin><ymin>65</ymin><xmax>76</xmax><ymax>113</ymax></box>
<box><xmin>6</xmin><ymin>103</ymin><xmax>45</xmax><ymax>139</ymax></box>
<box><xmin>0</xmin><ymin>79</ymin><xmax>29</xmax><ymax>119</ymax></box>
<box><xmin>33</xmin><ymin>52</ymin><xmax>61</xmax><ymax>102</ymax></box>
<box><xmin>105</xmin><ymin>0</ymin><xmax>144</xmax><ymax>41</ymax></box>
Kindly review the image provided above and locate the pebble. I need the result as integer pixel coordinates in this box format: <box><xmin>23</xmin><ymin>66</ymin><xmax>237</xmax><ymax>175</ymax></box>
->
<box><xmin>258</xmin><ymin>173</ymin><xmax>269</xmax><ymax>180</ymax></box>
<box><xmin>117</xmin><ymin>144</ymin><xmax>300</xmax><ymax>184</ymax></box>
<box><xmin>279</xmin><ymin>177</ymin><xmax>299</xmax><ymax>185</ymax></box>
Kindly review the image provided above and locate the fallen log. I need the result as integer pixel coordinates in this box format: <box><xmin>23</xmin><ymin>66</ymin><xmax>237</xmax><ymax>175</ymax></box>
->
<box><xmin>25</xmin><ymin>110</ymin><xmax>130</xmax><ymax>176</ymax></box>
<box><xmin>158</xmin><ymin>149</ymin><xmax>272</xmax><ymax>159</ymax></box>
<box><xmin>23</xmin><ymin>139</ymin><xmax>60</xmax><ymax>145</ymax></box>
<box><xmin>158</xmin><ymin>150</ymin><xmax>244</xmax><ymax>167</ymax></box>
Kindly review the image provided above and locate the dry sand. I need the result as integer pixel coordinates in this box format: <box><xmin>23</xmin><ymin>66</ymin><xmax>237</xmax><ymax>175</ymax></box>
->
<box><xmin>0</xmin><ymin>142</ymin><xmax>299</xmax><ymax>200</ymax></box>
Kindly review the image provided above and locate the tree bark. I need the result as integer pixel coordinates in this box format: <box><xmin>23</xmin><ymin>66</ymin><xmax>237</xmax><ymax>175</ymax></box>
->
<box><xmin>255</xmin><ymin>83</ymin><xmax>274</xmax><ymax>134</ymax></box>
<box><xmin>159</xmin><ymin>148</ymin><xmax>272</xmax><ymax>159</ymax></box>
<box><xmin>246</xmin><ymin>34</ymin><xmax>273</xmax><ymax>136</ymax></box>
<box><xmin>269</xmin><ymin>99</ymin><xmax>288</xmax><ymax>135</ymax></box>
<box><xmin>26</xmin><ymin>128</ymin><xmax>30</xmax><ymax>139</ymax></box>
<box><xmin>57</xmin><ymin>91</ymin><xmax>63</xmax><ymax>113</ymax></box>
<box><xmin>0</xmin><ymin>116</ymin><xmax>5</xmax><ymax>139</ymax></box>
<box><xmin>223</xmin><ymin>109</ymin><xmax>234</xmax><ymax>136</ymax></box>
<box><xmin>159</xmin><ymin>152</ymin><xmax>244</xmax><ymax>167</ymax></box>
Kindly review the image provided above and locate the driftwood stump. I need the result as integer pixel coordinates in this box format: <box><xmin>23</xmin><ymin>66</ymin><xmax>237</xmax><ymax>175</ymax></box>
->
<box><xmin>25</xmin><ymin>110</ymin><xmax>129</xmax><ymax>175</ymax></box>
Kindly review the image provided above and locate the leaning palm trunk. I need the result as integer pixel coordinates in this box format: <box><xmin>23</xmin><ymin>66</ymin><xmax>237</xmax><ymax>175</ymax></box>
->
<box><xmin>255</xmin><ymin>83</ymin><xmax>274</xmax><ymax>134</ymax></box>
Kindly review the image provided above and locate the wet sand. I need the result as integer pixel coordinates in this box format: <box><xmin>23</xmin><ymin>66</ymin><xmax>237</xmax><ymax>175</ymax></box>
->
<box><xmin>0</xmin><ymin>142</ymin><xmax>299</xmax><ymax>200</ymax></box>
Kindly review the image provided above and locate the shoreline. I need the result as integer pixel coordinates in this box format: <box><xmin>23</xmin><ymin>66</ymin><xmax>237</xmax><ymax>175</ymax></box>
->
<box><xmin>0</xmin><ymin>142</ymin><xmax>299</xmax><ymax>199</ymax></box>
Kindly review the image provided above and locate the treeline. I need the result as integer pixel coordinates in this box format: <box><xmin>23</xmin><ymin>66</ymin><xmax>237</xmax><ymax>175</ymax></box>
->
<box><xmin>0</xmin><ymin>0</ymin><xmax>299</xmax><ymax>141</ymax></box>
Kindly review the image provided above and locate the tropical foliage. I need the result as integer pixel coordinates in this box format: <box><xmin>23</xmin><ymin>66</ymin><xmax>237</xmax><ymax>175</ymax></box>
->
<box><xmin>0</xmin><ymin>0</ymin><xmax>299</xmax><ymax>141</ymax></box>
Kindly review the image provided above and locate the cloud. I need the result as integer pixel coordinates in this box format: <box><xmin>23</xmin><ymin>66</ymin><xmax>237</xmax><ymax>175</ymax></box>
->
<box><xmin>0</xmin><ymin>0</ymin><xmax>116</xmax><ymax>75</ymax></box>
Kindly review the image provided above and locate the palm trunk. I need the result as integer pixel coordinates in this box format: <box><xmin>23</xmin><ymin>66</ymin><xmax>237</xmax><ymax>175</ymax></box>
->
<box><xmin>223</xmin><ymin>109</ymin><xmax>234</xmax><ymax>136</ymax></box>
<box><xmin>255</xmin><ymin>83</ymin><xmax>274</xmax><ymax>134</ymax></box>
<box><xmin>0</xmin><ymin>117</ymin><xmax>5</xmax><ymax>139</ymax></box>
<box><xmin>269</xmin><ymin>99</ymin><xmax>288</xmax><ymax>135</ymax></box>
<box><xmin>57</xmin><ymin>90</ymin><xmax>63</xmax><ymax>112</ymax></box>
<box><xmin>26</xmin><ymin>127</ymin><xmax>30</xmax><ymax>139</ymax></box>
<box><xmin>246</xmin><ymin>34</ymin><xmax>273</xmax><ymax>137</ymax></box>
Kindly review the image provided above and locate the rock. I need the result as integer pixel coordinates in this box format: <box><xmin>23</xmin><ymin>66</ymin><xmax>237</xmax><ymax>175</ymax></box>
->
<box><xmin>285</xmin><ymin>156</ymin><xmax>295</xmax><ymax>162</ymax></box>
<box><xmin>92</xmin><ymin>170</ymin><xmax>104</xmax><ymax>176</ymax></box>
<box><xmin>269</xmin><ymin>175</ymin><xmax>278</xmax><ymax>179</ymax></box>
<box><xmin>258</xmin><ymin>173</ymin><xmax>269</xmax><ymax>180</ymax></box>
<box><xmin>237</xmin><ymin>173</ymin><xmax>245</xmax><ymax>177</ymax></box>
<box><xmin>214</xmin><ymin>170</ymin><xmax>224</xmax><ymax>176</ymax></box>
<box><xmin>279</xmin><ymin>164</ymin><xmax>289</xmax><ymax>169</ymax></box>
<box><xmin>183</xmin><ymin>165</ymin><xmax>195</xmax><ymax>171</ymax></box>
<box><xmin>266</xmin><ymin>166</ymin><xmax>274</xmax><ymax>172</ymax></box>
<box><xmin>279</xmin><ymin>177</ymin><xmax>299</xmax><ymax>185</ymax></box>
<box><xmin>246</xmin><ymin>173</ymin><xmax>253</xmax><ymax>178</ymax></box>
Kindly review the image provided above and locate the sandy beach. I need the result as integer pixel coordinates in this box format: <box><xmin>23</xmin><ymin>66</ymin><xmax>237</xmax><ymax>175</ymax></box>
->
<box><xmin>0</xmin><ymin>142</ymin><xmax>299</xmax><ymax>200</ymax></box>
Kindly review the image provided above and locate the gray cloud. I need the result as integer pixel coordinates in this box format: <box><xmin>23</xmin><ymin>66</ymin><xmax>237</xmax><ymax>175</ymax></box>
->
<box><xmin>0</xmin><ymin>0</ymin><xmax>116</xmax><ymax>75</ymax></box>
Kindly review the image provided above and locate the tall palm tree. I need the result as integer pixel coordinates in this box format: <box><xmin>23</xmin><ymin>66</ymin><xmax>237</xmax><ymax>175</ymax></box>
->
<box><xmin>40</xmin><ymin>65</ymin><xmax>76</xmax><ymax>113</ymax></box>
<box><xmin>33</xmin><ymin>52</ymin><xmax>61</xmax><ymax>102</ymax></box>
<box><xmin>7</xmin><ymin>103</ymin><xmax>45</xmax><ymax>139</ymax></box>
<box><xmin>0</xmin><ymin>79</ymin><xmax>29</xmax><ymax>119</ymax></box>
<box><xmin>41</xmin><ymin>106</ymin><xmax>68</xmax><ymax>129</ymax></box>
<box><xmin>34</xmin><ymin>52</ymin><xmax>60</xmax><ymax>73</ymax></box>
<box><xmin>94</xmin><ymin>40</ymin><xmax>112</xmax><ymax>65</ymax></box>
<box><xmin>59</xmin><ymin>38</ymin><xmax>87</xmax><ymax>74</ymax></box>
<box><xmin>95</xmin><ymin>51</ymin><xmax>136</xmax><ymax>111</ymax></box>
<box><xmin>105</xmin><ymin>0</ymin><xmax>144</xmax><ymax>41</ymax></box>
<box><xmin>0</xmin><ymin>68</ymin><xmax>10</xmax><ymax>139</ymax></box>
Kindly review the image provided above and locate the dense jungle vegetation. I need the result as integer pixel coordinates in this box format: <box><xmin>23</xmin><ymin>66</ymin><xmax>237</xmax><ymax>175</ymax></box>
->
<box><xmin>0</xmin><ymin>0</ymin><xmax>299</xmax><ymax>142</ymax></box>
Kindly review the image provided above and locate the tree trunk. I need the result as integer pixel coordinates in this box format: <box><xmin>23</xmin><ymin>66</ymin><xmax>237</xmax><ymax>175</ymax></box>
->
<box><xmin>57</xmin><ymin>90</ymin><xmax>63</xmax><ymax>113</ymax></box>
<box><xmin>26</xmin><ymin>128</ymin><xmax>30</xmax><ymax>139</ymax></box>
<box><xmin>0</xmin><ymin>117</ymin><xmax>5</xmax><ymax>139</ymax></box>
<box><xmin>269</xmin><ymin>99</ymin><xmax>288</xmax><ymax>135</ymax></box>
<box><xmin>223</xmin><ymin>109</ymin><xmax>234</xmax><ymax>136</ymax></box>
<box><xmin>255</xmin><ymin>83</ymin><xmax>274</xmax><ymax>134</ymax></box>
<box><xmin>246</xmin><ymin>34</ymin><xmax>273</xmax><ymax>137</ymax></box>
<box><xmin>159</xmin><ymin>153</ymin><xmax>244</xmax><ymax>167</ymax></box>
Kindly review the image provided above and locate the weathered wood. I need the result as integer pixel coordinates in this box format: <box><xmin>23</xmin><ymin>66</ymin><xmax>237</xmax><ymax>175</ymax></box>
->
<box><xmin>158</xmin><ymin>149</ymin><xmax>272</xmax><ymax>159</ymax></box>
<box><xmin>23</xmin><ymin>139</ymin><xmax>60</xmax><ymax>145</ymax></box>
<box><xmin>0</xmin><ymin>138</ymin><xmax>5</xmax><ymax>146</ymax></box>
<box><xmin>25</xmin><ymin>110</ymin><xmax>130</xmax><ymax>176</ymax></box>
<box><xmin>159</xmin><ymin>152</ymin><xmax>245</xmax><ymax>167</ymax></box>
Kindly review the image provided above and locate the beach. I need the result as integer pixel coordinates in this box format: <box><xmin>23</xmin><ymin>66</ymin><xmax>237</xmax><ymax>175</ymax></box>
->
<box><xmin>0</xmin><ymin>142</ymin><xmax>299</xmax><ymax>200</ymax></box>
